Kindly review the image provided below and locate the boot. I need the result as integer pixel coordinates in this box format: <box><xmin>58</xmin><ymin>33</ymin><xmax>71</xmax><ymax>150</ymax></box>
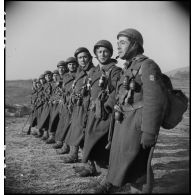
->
<box><xmin>34</xmin><ymin>129</ymin><xmax>43</xmax><ymax>138</ymax></box>
<box><xmin>56</xmin><ymin>143</ymin><xmax>70</xmax><ymax>154</ymax></box>
<box><xmin>27</xmin><ymin>125</ymin><xmax>31</xmax><ymax>135</ymax></box>
<box><xmin>45</xmin><ymin>132</ymin><xmax>55</xmax><ymax>144</ymax></box>
<box><xmin>63</xmin><ymin>146</ymin><xmax>79</xmax><ymax>163</ymax></box>
<box><xmin>74</xmin><ymin>160</ymin><xmax>97</xmax><ymax>177</ymax></box>
<box><xmin>31</xmin><ymin>128</ymin><xmax>38</xmax><ymax>136</ymax></box>
<box><xmin>41</xmin><ymin>130</ymin><xmax>49</xmax><ymax>140</ymax></box>
<box><xmin>52</xmin><ymin>141</ymin><xmax>63</xmax><ymax>149</ymax></box>
<box><xmin>88</xmin><ymin>181</ymin><xmax>113</xmax><ymax>194</ymax></box>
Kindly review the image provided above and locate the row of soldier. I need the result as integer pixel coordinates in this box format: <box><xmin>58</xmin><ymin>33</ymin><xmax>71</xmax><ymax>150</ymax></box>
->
<box><xmin>27</xmin><ymin>28</ymin><xmax>167</xmax><ymax>193</ymax></box>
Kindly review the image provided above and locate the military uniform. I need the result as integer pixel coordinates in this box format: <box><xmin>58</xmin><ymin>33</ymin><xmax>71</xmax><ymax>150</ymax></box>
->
<box><xmin>29</xmin><ymin>86</ymin><xmax>38</xmax><ymax>128</ymax></box>
<box><xmin>37</xmin><ymin>79</ymin><xmax>53</xmax><ymax>131</ymax></box>
<box><xmin>106</xmin><ymin>54</ymin><xmax>167</xmax><ymax>187</ymax></box>
<box><xmin>65</xmin><ymin>63</ymin><xmax>95</xmax><ymax>148</ymax></box>
<box><xmin>54</xmin><ymin>71</ymin><xmax>77</xmax><ymax>144</ymax></box>
<box><xmin>47</xmin><ymin>80</ymin><xmax>64</xmax><ymax>133</ymax></box>
<box><xmin>82</xmin><ymin>60</ymin><xmax>121</xmax><ymax>167</ymax></box>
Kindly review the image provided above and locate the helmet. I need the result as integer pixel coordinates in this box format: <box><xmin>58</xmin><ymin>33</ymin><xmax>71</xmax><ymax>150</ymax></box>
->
<box><xmin>65</xmin><ymin>57</ymin><xmax>77</xmax><ymax>65</ymax></box>
<box><xmin>57</xmin><ymin>61</ymin><xmax>66</xmax><ymax>68</ymax></box>
<box><xmin>32</xmin><ymin>78</ymin><xmax>37</xmax><ymax>82</ymax></box>
<box><xmin>44</xmin><ymin>70</ymin><xmax>52</xmax><ymax>76</ymax></box>
<box><xmin>74</xmin><ymin>47</ymin><xmax>92</xmax><ymax>58</ymax></box>
<box><xmin>117</xmin><ymin>28</ymin><xmax>144</xmax><ymax>51</ymax></box>
<box><xmin>93</xmin><ymin>40</ymin><xmax>113</xmax><ymax>56</ymax></box>
<box><xmin>39</xmin><ymin>74</ymin><xmax>45</xmax><ymax>80</ymax></box>
<box><xmin>53</xmin><ymin>69</ymin><xmax>59</xmax><ymax>75</ymax></box>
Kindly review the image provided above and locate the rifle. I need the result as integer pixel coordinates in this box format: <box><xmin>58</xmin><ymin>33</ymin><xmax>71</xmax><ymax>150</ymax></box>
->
<box><xmin>142</xmin><ymin>135</ymin><xmax>158</xmax><ymax>193</ymax></box>
<box><xmin>21</xmin><ymin>108</ymin><xmax>34</xmax><ymax>134</ymax></box>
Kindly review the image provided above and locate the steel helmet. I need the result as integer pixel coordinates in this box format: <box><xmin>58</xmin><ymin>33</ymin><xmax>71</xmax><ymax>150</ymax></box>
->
<box><xmin>44</xmin><ymin>70</ymin><xmax>52</xmax><ymax>76</ymax></box>
<box><xmin>57</xmin><ymin>61</ymin><xmax>66</xmax><ymax>68</ymax></box>
<box><xmin>93</xmin><ymin>40</ymin><xmax>113</xmax><ymax>56</ymax></box>
<box><xmin>65</xmin><ymin>57</ymin><xmax>77</xmax><ymax>65</ymax></box>
<box><xmin>32</xmin><ymin>78</ymin><xmax>37</xmax><ymax>82</ymax></box>
<box><xmin>74</xmin><ymin>47</ymin><xmax>92</xmax><ymax>58</ymax></box>
<box><xmin>117</xmin><ymin>28</ymin><xmax>144</xmax><ymax>51</ymax></box>
<box><xmin>39</xmin><ymin>74</ymin><xmax>45</xmax><ymax>80</ymax></box>
<box><xmin>53</xmin><ymin>69</ymin><xmax>59</xmax><ymax>75</ymax></box>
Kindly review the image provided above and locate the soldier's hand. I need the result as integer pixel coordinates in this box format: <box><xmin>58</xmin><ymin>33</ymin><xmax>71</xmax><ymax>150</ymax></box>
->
<box><xmin>89</xmin><ymin>101</ymin><xmax>96</xmax><ymax>111</ymax></box>
<box><xmin>104</xmin><ymin>103</ymin><xmax>112</xmax><ymax>114</ymax></box>
<box><xmin>141</xmin><ymin>132</ymin><xmax>156</xmax><ymax>149</ymax></box>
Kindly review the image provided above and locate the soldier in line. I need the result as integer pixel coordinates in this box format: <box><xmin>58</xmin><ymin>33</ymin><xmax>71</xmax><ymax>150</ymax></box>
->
<box><xmin>57</xmin><ymin>60</ymin><xmax>69</xmax><ymax>81</ymax></box>
<box><xmin>27</xmin><ymin>79</ymin><xmax>38</xmax><ymax>134</ymax></box>
<box><xmin>37</xmin><ymin>70</ymin><xmax>53</xmax><ymax>141</ymax></box>
<box><xmin>62</xmin><ymin>47</ymin><xmax>95</xmax><ymax>163</ymax></box>
<box><xmin>45</xmin><ymin>69</ymin><xmax>64</xmax><ymax>144</ymax></box>
<box><xmin>91</xmin><ymin>29</ymin><xmax>167</xmax><ymax>193</ymax></box>
<box><xmin>74</xmin><ymin>40</ymin><xmax>121</xmax><ymax>177</ymax></box>
<box><xmin>53</xmin><ymin>57</ymin><xmax>78</xmax><ymax>154</ymax></box>
<box><xmin>31</xmin><ymin>74</ymin><xmax>47</xmax><ymax>136</ymax></box>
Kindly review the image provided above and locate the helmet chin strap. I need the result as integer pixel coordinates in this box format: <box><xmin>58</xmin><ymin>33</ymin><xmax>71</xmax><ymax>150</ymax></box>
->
<box><xmin>98</xmin><ymin>56</ymin><xmax>112</xmax><ymax>65</ymax></box>
<box><xmin>122</xmin><ymin>42</ymin><xmax>138</xmax><ymax>60</ymax></box>
<box><xmin>82</xmin><ymin>60</ymin><xmax>92</xmax><ymax>71</ymax></box>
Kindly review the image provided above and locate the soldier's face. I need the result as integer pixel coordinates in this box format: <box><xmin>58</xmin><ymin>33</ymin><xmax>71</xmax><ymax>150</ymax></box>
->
<box><xmin>58</xmin><ymin>66</ymin><xmax>66</xmax><ymax>75</ymax></box>
<box><xmin>45</xmin><ymin>74</ymin><xmax>52</xmax><ymax>82</ymax></box>
<box><xmin>36</xmin><ymin>82</ymin><xmax>41</xmax><ymax>88</ymax></box>
<box><xmin>95</xmin><ymin>47</ymin><xmax>111</xmax><ymax>64</ymax></box>
<box><xmin>117</xmin><ymin>36</ymin><xmax>131</xmax><ymax>59</ymax></box>
<box><xmin>53</xmin><ymin>74</ymin><xmax>60</xmax><ymax>82</ymax></box>
<box><xmin>77</xmin><ymin>52</ymin><xmax>91</xmax><ymax>67</ymax></box>
<box><xmin>40</xmin><ymin>78</ymin><xmax>45</xmax><ymax>85</ymax></box>
<box><xmin>68</xmin><ymin>62</ymin><xmax>77</xmax><ymax>72</ymax></box>
<box><xmin>33</xmin><ymin>82</ymin><xmax>37</xmax><ymax>88</ymax></box>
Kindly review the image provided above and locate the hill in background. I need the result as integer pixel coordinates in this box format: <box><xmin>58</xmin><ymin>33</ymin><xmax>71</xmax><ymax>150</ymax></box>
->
<box><xmin>6</xmin><ymin>80</ymin><xmax>33</xmax><ymax>106</ymax></box>
<box><xmin>165</xmin><ymin>66</ymin><xmax>189</xmax><ymax>79</ymax></box>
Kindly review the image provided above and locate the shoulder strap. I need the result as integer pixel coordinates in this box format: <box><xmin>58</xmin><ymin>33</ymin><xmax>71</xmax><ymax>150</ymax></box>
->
<box><xmin>131</xmin><ymin>64</ymin><xmax>143</xmax><ymax>79</ymax></box>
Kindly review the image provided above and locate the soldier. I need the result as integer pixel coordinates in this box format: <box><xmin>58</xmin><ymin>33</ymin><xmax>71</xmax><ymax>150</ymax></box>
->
<box><xmin>74</xmin><ymin>40</ymin><xmax>121</xmax><ymax>177</ymax></box>
<box><xmin>57</xmin><ymin>60</ymin><xmax>68</xmax><ymax>80</ymax></box>
<box><xmin>31</xmin><ymin>74</ymin><xmax>46</xmax><ymax>136</ymax></box>
<box><xmin>53</xmin><ymin>57</ymin><xmax>78</xmax><ymax>153</ymax></box>
<box><xmin>37</xmin><ymin>70</ymin><xmax>53</xmax><ymax>141</ymax></box>
<box><xmin>62</xmin><ymin>47</ymin><xmax>96</xmax><ymax>163</ymax></box>
<box><xmin>45</xmin><ymin>69</ymin><xmax>64</xmax><ymax>144</ymax></box>
<box><xmin>92</xmin><ymin>29</ymin><xmax>167</xmax><ymax>193</ymax></box>
<box><xmin>27</xmin><ymin>79</ymin><xmax>38</xmax><ymax>134</ymax></box>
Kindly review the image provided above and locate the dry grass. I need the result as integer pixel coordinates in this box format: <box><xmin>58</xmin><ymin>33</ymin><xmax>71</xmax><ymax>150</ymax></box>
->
<box><xmin>5</xmin><ymin>112</ymin><xmax>189</xmax><ymax>194</ymax></box>
<box><xmin>5</xmin><ymin>78</ymin><xmax>190</xmax><ymax>194</ymax></box>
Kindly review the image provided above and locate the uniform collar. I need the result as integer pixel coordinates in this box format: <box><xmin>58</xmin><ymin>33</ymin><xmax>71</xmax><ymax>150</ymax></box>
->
<box><xmin>97</xmin><ymin>59</ymin><xmax>116</xmax><ymax>72</ymax></box>
<box><xmin>124</xmin><ymin>54</ymin><xmax>148</xmax><ymax>71</ymax></box>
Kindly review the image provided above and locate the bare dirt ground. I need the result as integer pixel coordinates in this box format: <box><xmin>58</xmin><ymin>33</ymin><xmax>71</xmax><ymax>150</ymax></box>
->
<box><xmin>5</xmin><ymin>110</ymin><xmax>189</xmax><ymax>194</ymax></box>
<box><xmin>5</xmin><ymin>78</ymin><xmax>190</xmax><ymax>194</ymax></box>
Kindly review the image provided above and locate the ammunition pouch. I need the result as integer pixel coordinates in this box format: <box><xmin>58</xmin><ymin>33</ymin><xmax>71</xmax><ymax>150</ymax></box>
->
<box><xmin>76</xmin><ymin>95</ymin><xmax>83</xmax><ymax>106</ymax></box>
<box><xmin>114</xmin><ymin>105</ymin><xmax>124</xmax><ymax>123</ymax></box>
<box><xmin>81</xmin><ymin>86</ymin><xmax>88</xmax><ymax>97</ymax></box>
<box><xmin>94</xmin><ymin>99</ymin><xmax>109</xmax><ymax>120</ymax></box>
<box><xmin>114</xmin><ymin>101</ymin><xmax>143</xmax><ymax>123</ymax></box>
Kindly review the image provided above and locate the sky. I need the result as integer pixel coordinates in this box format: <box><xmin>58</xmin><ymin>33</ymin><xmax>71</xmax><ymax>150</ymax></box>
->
<box><xmin>5</xmin><ymin>1</ymin><xmax>190</xmax><ymax>80</ymax></box>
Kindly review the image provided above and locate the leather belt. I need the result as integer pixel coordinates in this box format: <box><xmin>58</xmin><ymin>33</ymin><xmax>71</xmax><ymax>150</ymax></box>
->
<box><xmin>121</xmin><ymin>101</ymin><xmax>143</xmax><ymax>112</ymax></box>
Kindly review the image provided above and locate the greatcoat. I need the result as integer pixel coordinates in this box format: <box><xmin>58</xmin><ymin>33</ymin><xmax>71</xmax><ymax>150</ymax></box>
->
<box><xmin>54</xmin><ymin>72</ymin><xmax>76</xmax><ymax>142</ymax></box>
<box><xmin>37</xmin><ymin>81</ymin><xmax>53</xmax><ymax>130</ymax></box>
<box><xmin>65</xmin><ymin>64</ymin><xmax>96</xmax><ymax>147</ymax></box>
<box><xmin>106</xmin><ymin>54</ymin><xmax>167</xmax><ymax>187</ymax></box>
<box><xmin>82</xmin><ymin>60</ymin><xmax>121</xmax><ymax>166</ymax></box>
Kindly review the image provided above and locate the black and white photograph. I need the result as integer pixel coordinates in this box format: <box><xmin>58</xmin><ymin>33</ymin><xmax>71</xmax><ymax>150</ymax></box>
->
<box><xmin>5</xmin><ymin>1</ymin><xmax>190</xmax><ymax>194</ymax></box>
